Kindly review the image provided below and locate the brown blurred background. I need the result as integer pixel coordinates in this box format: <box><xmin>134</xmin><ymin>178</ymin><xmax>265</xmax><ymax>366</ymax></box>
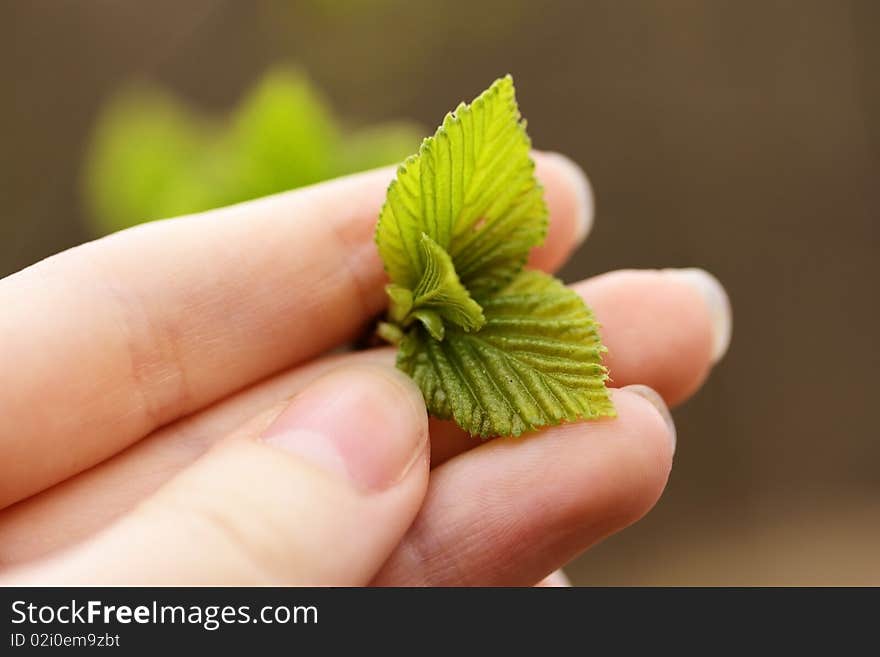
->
<box><xmin>1</xmin><ymin>1</ymin><xmax>877</xmax><ymax>584</ymax></box>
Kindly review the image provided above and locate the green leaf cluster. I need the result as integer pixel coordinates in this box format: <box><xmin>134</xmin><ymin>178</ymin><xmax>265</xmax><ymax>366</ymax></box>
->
<box><xmin>376</xmin><ymin>76</ymin><xmax>614</xmax><ymax>438</ymax></box>
<box><xmin>84</xmin><ymin>68</ymin><xmax>422</xmax><ymax>234</ymax></box>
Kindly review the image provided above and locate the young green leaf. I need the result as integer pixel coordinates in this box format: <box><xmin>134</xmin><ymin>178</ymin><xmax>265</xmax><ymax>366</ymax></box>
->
<box><xmin>375</xmin><ymin>75</ymin><xmax>614</xmax><ymax>438</ymax></box>
<box><xmin>84</xmin><ymin>68</ymin><xmax>422</xmax><ymax>235</ymax></box>
<box><xmin>397</xmin><ymin>270</ymin><xmax>614</xmax><ymax>437</ymax></box>
<box><xmin>375</xmin><ymin>75</ymin><xmax>548</xmax><ymax>300</ymax></box>
<box><xmin>386</xmin><ymin>233</ymin><xmax>485</xmax><ymax>340</ymax></box>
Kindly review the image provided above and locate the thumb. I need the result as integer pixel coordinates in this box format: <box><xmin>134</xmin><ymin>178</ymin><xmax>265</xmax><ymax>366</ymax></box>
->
<box><xmin>7</xmin><ymin>364</ymin><xmax>429</xmax><ymax>585</ymax></box>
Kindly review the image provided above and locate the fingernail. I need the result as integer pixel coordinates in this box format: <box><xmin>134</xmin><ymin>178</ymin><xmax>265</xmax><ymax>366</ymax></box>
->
<box><xmin>548</xmin><ymin>152</ymin><xmax>594</xmax><ymax>246</ymax></box>
<box><xmin>261</xmin><ymin>366</ymin><xmax>427</xmax><ymax>492</ymax></box>
<box><xmin>667</xmin><ymin>268</ymin><xmax>732</xmax><ymax>364</ymax></box>
<box><xmin>623</xmin><ymin>384</ymin><xmax>676</xmax><ymax>452</ymax></box>
<box><xmin>537</xmin><ymin>570</ymin><xmax>572</xmax><ymax>587</ymax></box>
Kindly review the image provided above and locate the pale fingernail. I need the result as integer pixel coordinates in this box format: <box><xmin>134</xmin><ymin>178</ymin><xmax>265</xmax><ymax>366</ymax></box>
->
<box><xmin>537</xmin><ymin>569</ymin><xmax>572</xmax><ymax>587</ymax></box>
<box><xmin>548</xmin><ymin>152</ymin><xmax>595</xmax><ymax>246</ymax></box>
<box><xmin>667</xmin><ymin>268</ymin><xmax>732</xmax><ymax>364</ymax></box>
<box><xmin>261</xmin><ymin>366</ymin><xmax>427</xmax><ymax>492</ymax></box>
<box><xmin>623</xmin><ymin>384</ymin><xmax>676</xmax><ymax>452</ymax></box>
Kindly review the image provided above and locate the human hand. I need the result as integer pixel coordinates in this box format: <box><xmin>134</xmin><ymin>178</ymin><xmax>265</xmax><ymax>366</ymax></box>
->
<box><xmin>0</xmin><ymin>152</ymin><xmax>730</xmax><ymax>585</ymax></box>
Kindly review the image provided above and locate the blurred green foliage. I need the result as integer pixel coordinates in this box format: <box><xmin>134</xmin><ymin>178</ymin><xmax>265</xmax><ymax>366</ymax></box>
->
<box><xmin>84</xmin><ymin>68</ymin><xmax>422</xmax><ymax>234</ymax></box>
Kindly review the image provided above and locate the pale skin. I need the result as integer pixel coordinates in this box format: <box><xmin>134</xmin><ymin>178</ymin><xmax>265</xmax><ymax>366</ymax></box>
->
<box><xmin>0</xmin><ymin>151</ymin><xmax>730</xmax><ymax>586</ymax></box>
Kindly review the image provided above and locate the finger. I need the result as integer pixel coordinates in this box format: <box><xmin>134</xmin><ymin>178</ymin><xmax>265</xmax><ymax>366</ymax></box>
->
<box><xmin>527</xmin><ymin>152</ymin><xmax>594</xmax><ymax>272</ymax></box>
<box><xmin>3</xmin><ymin>365</ymin><xmax>429</xmax><ymax>585</ymax></box>
<box><xmin>0</xmin><ymin>151</ymin><xmax>589</xmax><ymax>508</ymax></box>
<box><xmin>0</xmin><ymin>349</ymin><xmax>397</xmax><ymax>568</ymax></box>
<box><xmin>431</xmin><ymin>267</ymin><xmax>730</xmax><ymax>464</ymax></box>
<box><xmin>0</xmin><ymin>267</ymin><xmax>726</xmax><ymax>564</ymax></box>
<box><xmin>575</xmin><ymin>268</ymin><xmax>732</xmax><ymax>406</ymax></box>
<box><xmin>371</xmin><ymin>386</ymin><xmax>676</xmax><ymax>586</ymax></box>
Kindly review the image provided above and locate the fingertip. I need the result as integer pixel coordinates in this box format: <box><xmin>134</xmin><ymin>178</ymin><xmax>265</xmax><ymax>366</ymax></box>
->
<box><xmin>262</xmin><ymin>363</ymin><xmax>429</xmax><ymax>493</ymax></box>
<box><xmin>607</xmin><ymin>387</ymin><xmax>675</xmax><ymax>515</ymax></box>
<box><xmin>373</xmin><ymin>385</ymin><xmax>678</xmax><ymax>586</ymax></box>
<box><xmin>574</xmin><ymin>269</ymin><xmax>717</xmax><ymax>406</ymax></box>
<box><xmin>530</xmin><ymin>150</ymin><xmax>595</xmax><ymax>272</ymax></box>
<box><xmin>327</xmin><ymin>361</ymin><xmax>429</xmax><ymax>435</ymax></box>
<box><xmin>543</xmin><ymin>151</ymin><xmax>595</xmax><ymax>245</ymax></box>
<box><xmin>663</xmin><ymin>268</ymin><xmax>732</xmax><ymax>364</ymax></box>
<box><xmin>621</xmin><ymin>384</ymin><xmax>677</xmax><ymax>454</ymax></box>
